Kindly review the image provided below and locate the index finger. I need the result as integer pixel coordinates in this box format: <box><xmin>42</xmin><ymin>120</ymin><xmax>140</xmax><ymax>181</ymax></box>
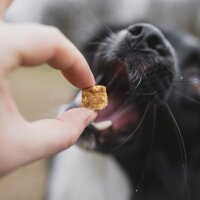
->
<box><xmin>0</xmin><ymin>23</ymin><xmax>95</xmax><ymax>88</ymax></box>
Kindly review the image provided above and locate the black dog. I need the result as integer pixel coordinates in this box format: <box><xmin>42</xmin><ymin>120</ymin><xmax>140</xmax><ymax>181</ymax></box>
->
<box><xmin>48</xmin><ymin>23</ymin><xmax>200</xmax><ymax>200</ymax></box>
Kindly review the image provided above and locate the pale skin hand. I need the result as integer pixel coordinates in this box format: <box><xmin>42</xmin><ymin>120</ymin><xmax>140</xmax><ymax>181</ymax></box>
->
<box><xmin>0</xmin><ymin>0</ymin><xmax>97</xmax><ymax>175</ymax></box>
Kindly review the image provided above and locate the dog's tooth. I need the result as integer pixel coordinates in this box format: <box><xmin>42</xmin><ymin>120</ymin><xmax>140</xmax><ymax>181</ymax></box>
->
<box><xmin>74</xmin><ymin>91</ymin><xmax>82</xmax><ymax>106</ymax></box>
<box><xmin>92</xmin><ymin>120</ymin><xmax>112</xmax><ymax>131</ymax></box>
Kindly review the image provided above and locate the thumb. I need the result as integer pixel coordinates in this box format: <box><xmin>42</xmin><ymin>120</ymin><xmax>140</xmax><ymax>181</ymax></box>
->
<box><xmin>28</xmin><ymin>108</ymin><xmax>97</xmax><ymax>160</ymax></box>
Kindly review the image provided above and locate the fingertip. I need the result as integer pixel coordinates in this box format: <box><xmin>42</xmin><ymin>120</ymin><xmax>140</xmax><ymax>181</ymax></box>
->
<box><xmin>85</xmin><ymin>71</ymin><xmax>96</xmax><ymax>88</ymax></box>
<box><xmin>80</xmin><ymin>107</ymin><xmax>98</xmax><ymax>125</ymax></box>
<box><xmin>57</xmin><ymin>107</ymin><xmax>97</xmax><ymax>126</ymax></box>
<box><xmin>60</xmin><ymin>58</ymin><xmax>95</xmax><ymax>89</ymax></box>
<box><xmin>56</xmin><ymin>107</ymin><xmax>97</xmax><ymax>146</ymax></box>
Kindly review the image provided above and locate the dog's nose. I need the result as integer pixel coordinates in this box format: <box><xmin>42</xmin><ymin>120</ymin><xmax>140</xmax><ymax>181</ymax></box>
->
<box><xmin>127</xmin><ymin>23</ymin><xmax>164</xmax><ymax>50</ymax></box>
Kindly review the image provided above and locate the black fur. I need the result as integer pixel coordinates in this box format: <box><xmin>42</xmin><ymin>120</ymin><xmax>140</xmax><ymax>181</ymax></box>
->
<box><xmin>75</xmin><ymin>23</ymin><xmax>200</xmax><ymax>200</ymax></box>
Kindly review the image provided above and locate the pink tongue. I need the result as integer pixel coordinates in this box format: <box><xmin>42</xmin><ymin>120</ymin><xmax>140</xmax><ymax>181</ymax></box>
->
<box><xmin>95</xmin><ymin>96</ymin><xmax>139</xmax><ymax>133</ymax></box>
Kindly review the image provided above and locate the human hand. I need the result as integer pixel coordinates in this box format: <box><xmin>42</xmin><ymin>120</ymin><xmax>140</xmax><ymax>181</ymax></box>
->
<box><xmin>0</xmin><ymin>0</ymin><xmax>97</xmax><ymax>175</ymax></box>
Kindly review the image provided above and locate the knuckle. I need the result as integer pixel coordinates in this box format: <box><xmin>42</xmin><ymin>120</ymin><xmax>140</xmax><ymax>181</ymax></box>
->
<box><xmin>46</xmin><ymin>26</ymin><xmax>65</xmax><ymax>47</ymax></box>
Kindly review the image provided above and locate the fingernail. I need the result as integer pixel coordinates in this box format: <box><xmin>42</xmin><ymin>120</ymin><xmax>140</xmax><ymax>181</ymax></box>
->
<box><xmin>86</xmin><ymin>109</ymin><xmax>98</xmax><ymax>125</ymax></box>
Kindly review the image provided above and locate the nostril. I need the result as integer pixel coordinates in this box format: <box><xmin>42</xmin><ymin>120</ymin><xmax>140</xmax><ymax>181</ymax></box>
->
<box><xmin>147</xmin><ymin>35</ymin><xmax>163</xmax><ymax>49</ymax></box>
<box><xmin>129</xmin><ymin>26</ymin><xmax>143</xmax><ymax>36</ymax></box>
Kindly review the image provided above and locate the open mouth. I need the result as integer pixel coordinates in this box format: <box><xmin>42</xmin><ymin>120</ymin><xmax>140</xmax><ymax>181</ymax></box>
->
<box><xmin>92</xmin><ymin>61</ymin><xmax>141</xmax><ymax>136</ymax></box>
<box><xmin>75</xmin><ymin>23</ymin><xmax>176</xmax><ymax>151</ymax></box>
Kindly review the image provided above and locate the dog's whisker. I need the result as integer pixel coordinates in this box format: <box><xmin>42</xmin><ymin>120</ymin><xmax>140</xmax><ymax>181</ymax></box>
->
<box><xmin>108</xmin><ymin>95</ymin><xmax>135</xmax><ymax>118</ymax></box>
<box><xmin>95</xmin><ymin>73</ymin><xmax>105</xmax><ymax>85</ymax></box>
<box><xmin>172</xmin><ymin>84</ymin><xmax>200</xmax><ymax>94</ymax></box>
<box><xmin>173</xmin><ymin>78</ymin><xmax>194</xmax><ymax>83</ymax></box>
<box><xmin>101</xmin><ymin>23</ymin><xmax>116</xmax><ymax>36</ymax></box>
<box><xmin>110</xmin><ymin>103</ymin><xmax>150</xmax><ymax>153</ymax></box>
<box><xmin>106</xmin><ymin>69</ymin><xmax>123</xmax><ymax>88</ymax></box>
<box><xmin>131</xmin><ymin>71</ymin><xmax>139</xmax><ymax>82</ymax></box>
<box><xmin>134</xmin><ymin>76</ymin><xmax>142</xmax><ymax>89</ymax></box>
<box><xmin>171</xmin><ymin>86</ymin><xmax>200</xmax><ymax>104</ymax></box>
<box><xmin>165</xmin><ymin>103</ymin><xmax>191</xmax><ymax>200</ymax></box>
<box><xmin>135</xmin><ymin>105</ymin><xmax>157</xmax><ymax>193</ymax></box>
<box><xmin>148</xmin><ymin>105</ymin><xmax>157</xmax><ymax>156</ymax></box>
<box><xmin>175</xmin><ymin>91</ymin><xmax>200</xmax><ymax>105</ymax></box>
<box><xmin>95</xmin><ymin>51</ymin><xmax>107</xmax><ymax>58</ymax></box>
<box><xmin>173</xmin><ymin>74</ymin><xmax>200</xmax><ymax>85</ymax></box>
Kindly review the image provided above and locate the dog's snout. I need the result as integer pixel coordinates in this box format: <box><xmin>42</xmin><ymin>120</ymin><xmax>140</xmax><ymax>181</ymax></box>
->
<box><xmin>127</xmin><ymin>23</ymin><xmax>164</xmax><ymax>50</ymax></box>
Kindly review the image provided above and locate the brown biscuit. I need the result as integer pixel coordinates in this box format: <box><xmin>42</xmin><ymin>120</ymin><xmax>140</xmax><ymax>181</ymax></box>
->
<box><xmin>82</xmin><ymin>85</ymin><xmax>108</xmax><ymax>111</ymax></box>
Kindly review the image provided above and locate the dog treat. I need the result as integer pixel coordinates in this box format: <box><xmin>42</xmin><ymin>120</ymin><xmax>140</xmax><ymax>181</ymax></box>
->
<box><xmin>82</xmin><ymin>85</ymin><xmax>108</xmax><ymax>111</ymax></box>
